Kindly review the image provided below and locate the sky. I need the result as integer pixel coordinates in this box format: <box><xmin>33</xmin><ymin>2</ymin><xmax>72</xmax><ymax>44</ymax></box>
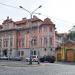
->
<box><xmin>0</xmin><ymin>0</ymin><xmax>75</xmax><ymax>33</ymax></box>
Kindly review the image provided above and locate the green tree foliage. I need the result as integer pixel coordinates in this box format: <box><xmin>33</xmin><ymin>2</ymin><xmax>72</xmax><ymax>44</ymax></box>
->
<box><xmin>67</xmin><ymin>25</ymin><xmax>75</xmax><ymax>41</ymax></box>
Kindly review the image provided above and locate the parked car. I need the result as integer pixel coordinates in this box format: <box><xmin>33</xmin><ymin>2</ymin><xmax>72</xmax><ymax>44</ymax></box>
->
<box><xmin>40</xmin><ymin>55</ymin><xmax>55</xmax><ymax>63</ymax></box>
<box><xmin>0</xmin><ymin>56</ymin><xmax>8</xmax><ymax>60</ymax></box>
<box><xmin>26</xmin><ymin>55</ymin><xmax>38</xmax><ymax>62</ymax></box>
<box><xmin>32</xmin><ymin>55</ymin><xmax>38</xmax><ymax>62</ymax></box>
<box><xmin>9</xmin><ymin>57</ymin><xmax>22</xmax><ymax>61</ymax></box>
<box><xmin>26</xmin><ymin>57</ymin><xmax>30</xmax><ymax>62</ymax></box>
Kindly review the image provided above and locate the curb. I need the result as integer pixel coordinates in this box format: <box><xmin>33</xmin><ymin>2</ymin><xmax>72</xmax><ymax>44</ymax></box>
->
<box><xmin>0</xmin><ymin>64</ymin><xmax>41</xmax><ymax>67</ymax></box>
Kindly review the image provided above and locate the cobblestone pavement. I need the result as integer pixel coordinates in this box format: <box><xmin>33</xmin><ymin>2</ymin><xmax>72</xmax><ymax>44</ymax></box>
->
<box><xmin>0</xmin><ymin>61</ymin><xmax>75</xmax><ymax>75</ymax></box>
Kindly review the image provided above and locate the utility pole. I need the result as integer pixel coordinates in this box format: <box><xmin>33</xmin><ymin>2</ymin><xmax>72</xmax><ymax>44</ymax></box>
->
<box><xmin>19</xmin><ymin>5</ymin><xmax>42</xmax><ymax>64</ymax></box>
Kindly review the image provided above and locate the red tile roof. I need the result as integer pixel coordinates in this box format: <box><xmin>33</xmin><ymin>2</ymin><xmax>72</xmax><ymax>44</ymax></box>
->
<box><xmin>15</xmin><ymin>20</ymin><xmax>27</xmax><ymax>25</ymax></box>
<box><xmin>42</xmin><ymin>18</ymin><xmax>54</xmax><ymax>25</ymax></box>
<box><xmin>15</xmin><ymin>16</ymin><xmax>42</xmax><ymax>25</ymax></box>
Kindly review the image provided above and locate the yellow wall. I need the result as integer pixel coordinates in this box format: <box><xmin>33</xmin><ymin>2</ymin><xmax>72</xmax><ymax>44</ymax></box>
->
<box><xmin>56</xmin><ymin>43</ymin><xmax>75</xmax><ymax>61</ymax></box>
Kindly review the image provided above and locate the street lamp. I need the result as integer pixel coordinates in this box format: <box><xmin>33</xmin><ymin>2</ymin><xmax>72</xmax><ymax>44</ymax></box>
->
<box><xmin>19</xmin><ymin>5</ymin><xmax>42</xmax><ymax>18</ymax></box>
<box><xmin>19</xmin><ymin>5</ymin><xmax>42</xmax><ymax>64</ymax></box>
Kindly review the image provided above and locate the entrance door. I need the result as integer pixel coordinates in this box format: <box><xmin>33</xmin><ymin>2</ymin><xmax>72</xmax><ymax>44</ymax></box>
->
<box><xmin>66</xmin><ymin>50</ymin><xmax>74</xmax><ymax>61</ymax></box>
<box><xmin>3</xmin><ymin>49</ymin><xmax>7</xmax><ymax>57</ymax></box>
<box><xmin>57</xmin><ymin>53</ymin><xmax>62</xmax><ymax>61</ymax></box>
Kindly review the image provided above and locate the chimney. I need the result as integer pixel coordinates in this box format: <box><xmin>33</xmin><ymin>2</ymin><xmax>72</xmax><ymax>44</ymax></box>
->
<box><xmin>22</xmin><ymin>17</ymin><xmax>27</xmax><ymax>20</ymax></box>
<box><xmin>33</xmin><ymin>15</ymin><xmax>38</xmax><ymax>19</ymax></box>
<box><xmin>7</xmin><ymin>16</ymin><xmax>9</xmax><ymax>20</ymax></box>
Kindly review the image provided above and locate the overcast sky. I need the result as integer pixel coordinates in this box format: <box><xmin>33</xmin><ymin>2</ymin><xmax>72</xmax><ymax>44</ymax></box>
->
<box><xmin>0</xmin><ymin>0</ymin><xmax>75</xmax><ymax>33</ymax></box>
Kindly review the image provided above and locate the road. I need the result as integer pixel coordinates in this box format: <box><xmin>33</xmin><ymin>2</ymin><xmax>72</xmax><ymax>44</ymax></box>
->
<box><xmin>0</xmin><ymin>61</ymin><xmax>75</xmax><ymax>75</ymax></box>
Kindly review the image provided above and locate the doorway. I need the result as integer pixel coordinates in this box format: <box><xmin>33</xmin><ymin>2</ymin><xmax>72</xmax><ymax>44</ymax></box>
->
<box><xmin>3</xmin><ymin>49</ymin><xmax>7</xmax><ymax>57</ymax></box>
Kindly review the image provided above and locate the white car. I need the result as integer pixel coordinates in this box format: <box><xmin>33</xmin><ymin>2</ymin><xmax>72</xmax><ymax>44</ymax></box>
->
<box><xmin>32</xmin><ymin>55</ymin><xmax>38</xmax><ymax>62</ymax></box>
<box><xmin>26</xmin><ymin>55</ymin><xmax>38</xmax><ymax>62</ymax></box>
<box><xmin>26</xmin><ymin>57</ymin><xmax>30</xmax><ymax>62</ymax></box>
<box><xmin>0</xmin><ymin>56</ymin><xmax>8</xmax><ymax>60</ymax></box>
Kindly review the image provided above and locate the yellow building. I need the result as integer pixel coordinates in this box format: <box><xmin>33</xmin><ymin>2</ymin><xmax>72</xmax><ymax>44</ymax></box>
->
<box><xmin>56</xmin><ymin>40</ymin><xmax>75</xmax><ymax>62</ymax></box>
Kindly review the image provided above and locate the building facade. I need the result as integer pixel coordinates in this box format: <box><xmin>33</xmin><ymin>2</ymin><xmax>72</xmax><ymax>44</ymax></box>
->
<box><xmin>0</xmin><ymin>16</ymin><xmax>56</xmax><ymax>59</ymax></box>
<box><xmin>56</xmin><ymin>40</ymin><xmax>75</xmax><ymax>62</ymax></box>
<box><xmin>55</xmin><ymin>32</ymin><xmax>68</xmax><ymax>47</ymax></box>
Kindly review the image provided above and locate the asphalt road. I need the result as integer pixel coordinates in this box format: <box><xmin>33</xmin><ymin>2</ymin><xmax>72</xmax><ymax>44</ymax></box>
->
<box><xmin>0</xmin><ymin>61</ymin><xmax>75</xmax><ymax>75</ymax></box>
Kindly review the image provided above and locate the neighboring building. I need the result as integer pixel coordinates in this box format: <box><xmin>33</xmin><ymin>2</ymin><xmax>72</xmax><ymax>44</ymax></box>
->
<box><xmin>55</xmin><ymin>32</ymin><xmax>68</xmax><ymax>47</ymax></box>
<box><xmin>0</xmin><ymin>16</ymin><xmax>56</xmax><ymax>59</ymax></box>
<box><xmin>56</xmin><ymin>40</ymin><xmax>75</xmax><ymax>62</ymax></box>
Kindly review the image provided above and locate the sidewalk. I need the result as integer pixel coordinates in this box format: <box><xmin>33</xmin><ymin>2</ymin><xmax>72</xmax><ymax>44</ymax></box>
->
<box><xmin>56</xmin><ymin>61</ymin><xmax>75</xmax><ymax>65</ymax></box>
<box><xmin>0</xmin><ymin>60</ymin><xmax>40</xmax><ymax>67</ymax></box>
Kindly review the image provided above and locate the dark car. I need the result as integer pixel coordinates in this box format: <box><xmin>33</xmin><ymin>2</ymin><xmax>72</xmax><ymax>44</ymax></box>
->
<box><xmin>40</xmin><ymin>55</ymin><xmax>55</xmax><ymax>63</ymax></box>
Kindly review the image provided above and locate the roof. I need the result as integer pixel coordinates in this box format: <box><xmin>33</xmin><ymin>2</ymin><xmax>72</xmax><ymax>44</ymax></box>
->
<box><xmin>15</xmin><ymin>16</ymin><xmax>42</xmax><ymax>25</ymax></box>
<box><xmin>31</xmin><ymin>16</ymin><xmax>42</xmax><ymax>22</ymax></box>
<box><xmin>65</xmin><ymin>39</ymin><xmax>75</xmax><ymax>44</ymax></box>
<box><xmin>15</xmin><ymin>20</ymin><xmax>27</xmax><ymax>25</ymax></box>
<box><xmin>42</xmin><ymin>18</ymin><xmax>54</xmax><ymax>25</ymax></box>
<box><xmin>56</xmin><ymin>33</ymin><xmax>68</xmax><ymax>37</ymax></box>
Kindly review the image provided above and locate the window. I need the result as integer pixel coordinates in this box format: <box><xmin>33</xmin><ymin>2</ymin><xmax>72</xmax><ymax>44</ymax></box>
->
<box><xmin>43</xmin><ymin>26</ymin><xmax>47</xmax><ymax>32</ymax></box>
<box><xmin>19</xmin><ymin>38</ymin><xmax>25</xmax><ymax>47</ymax></box>
<box><xmin>44</xmin><ymin>37</ymin><xmax>48</xmax><ymax>45</ymax></box>
<box><xmin>34</xmin><ymin>51</ymin><xmax>36</xmax><ymax>55</ymax></box>
<box><xmin>39</xmin><ymin>27</ymin><xmax>42</xmax><ymax>33</ymax></box>
<box><xmin>44</xmin><ymin>48</ymin><xmax>47</xmax><ymax>51</ymax></box>
<box><xmin>32</xmin><ymin>28</ymin><xmax>36</xmax><ymax>33</ymax></box>
<box><xmin>18</xmin><ymin>40</ymin><xmax>20</xmax><ymax>47</ymax></box>
<box><xmin>10</xmin><ymin>49</ymin><xmax>12</xmax><ymax>55</ymax></box>
<box><xmin>18</xmin><ymin>51</ymin><xmax>20</xmax><ymax>56</ymax></box>
<box><xmin>21</xmin><ymin>51</ymin><xmax>24</xmax><ymax>56</ymax></box>
<box><xmin>32</xmin><ymin>50</ymin><xmax>36</xmax><ymax>55</ymax></box>
<box><xmin>32</xmin><ymin>37</ymin><xmax>37</xmax><ymax>46</ymax></box>
<box><xmin>50</xmin><ymin>38</ymin><xmax>53</xmax><ymax>45</ymax></box>
<box><xmin>40</xmin><ymin>38</ymin><xmax>42</xmax><ymax>45</ymax></box>
<box><xmin>3</xmin><ymin>38</ymin><xmax>8</xmax><ymax>47</ymax></box>
<box><xmin>6</xmin><ymin>40</ymin><xmax>8</xmax><ymax>47</ymax></box>
<box><xmin>49</xmin><ymin>27</ymin><xmax>52</xmax><ymax>32</ymax></box>
<box><xmin>34</xmin><ymin>39</ymin><xmax>37</xmax><ymax>45</ymax></box>
<box><xmin>10</xmin><ymin>38</ymin><xmax>13</xmax><ymax>47</ymax></box>
<box><xmin>21</xmin><ymin>38</ymin><xmax>24</xmax><ymax>47</ymax></box>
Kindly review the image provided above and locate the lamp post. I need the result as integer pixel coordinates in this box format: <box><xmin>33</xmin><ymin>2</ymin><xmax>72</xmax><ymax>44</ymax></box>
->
<box><xmin>19</xmin><ymin>5</ymin><xmax>42</xmax><ymax>64</ymax></box>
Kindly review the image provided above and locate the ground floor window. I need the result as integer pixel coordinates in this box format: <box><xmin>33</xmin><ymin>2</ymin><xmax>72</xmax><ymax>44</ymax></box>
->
<box><xmin>18</xmin><ymin>51</ymin><xmax>20</xmax><ymax>56</ymax></box>
<box><xmin>21</xmin><ymin>51</ymin><xmax>24</xmax><ymax>56</ymax></box>
<box><xmin>32</xmin><ymin>50</ymin><xmax>37</xmax><ymax>55</ymax></box>
<box><xmin>18</xmin><ymin>51</ymin><xmax>24</xmax><ymax>57</ymax></box>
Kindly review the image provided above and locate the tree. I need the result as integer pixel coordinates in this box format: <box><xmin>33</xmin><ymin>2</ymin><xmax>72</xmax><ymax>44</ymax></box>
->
<box><xmin>67</xmin><ymin>25</ymin><xmax>75</xmax><ymax>41</ymax></box>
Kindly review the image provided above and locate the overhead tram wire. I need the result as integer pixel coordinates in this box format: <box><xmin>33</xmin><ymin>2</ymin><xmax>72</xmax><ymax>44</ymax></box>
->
<box><xmin>0</xmin><ymin>2</ymin><xmax>19</xmax><ymax>9</ymax></box>
<box><xmin>0</xmin><ymin>2</ymin><xmax>75</xmax><ymax>25</ymax></box>
<box><xmin>40</xmin><ymin>14</ymin><xmax>75</xmax><ymax>25</ymax></box>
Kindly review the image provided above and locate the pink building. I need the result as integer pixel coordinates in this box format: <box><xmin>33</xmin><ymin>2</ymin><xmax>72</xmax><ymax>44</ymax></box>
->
<box><xmin>0</xmin><ymin>16</ymin><xmax>56</xmax><ymax>59</ymax></box>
